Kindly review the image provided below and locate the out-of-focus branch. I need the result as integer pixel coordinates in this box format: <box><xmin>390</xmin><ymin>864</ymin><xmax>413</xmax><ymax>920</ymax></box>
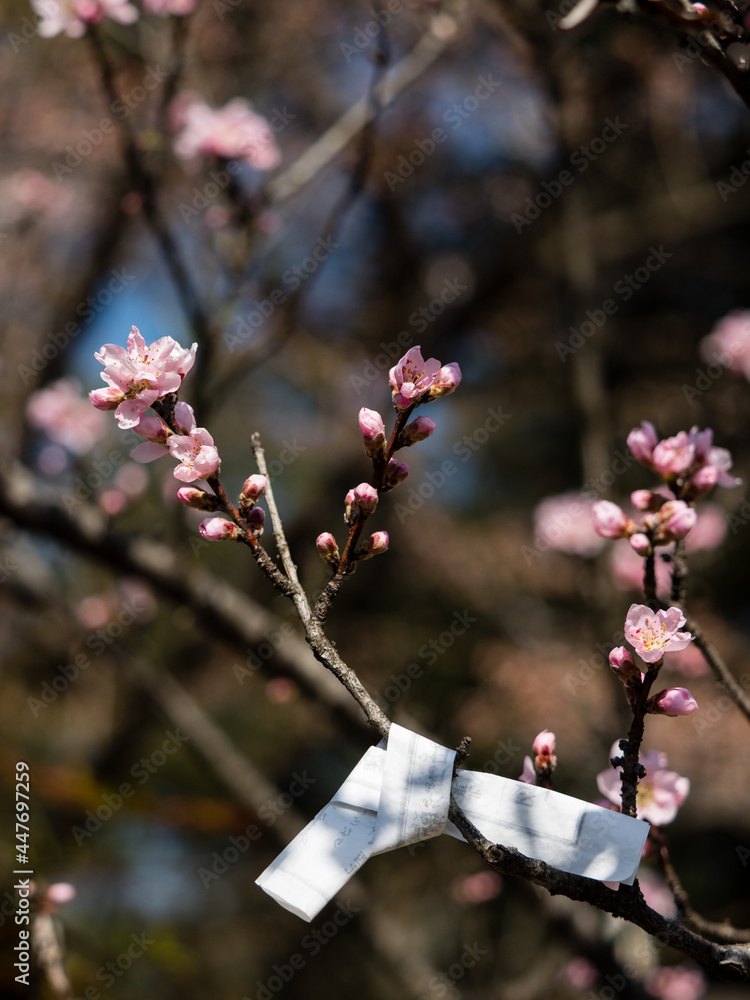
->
<box><xmin>682</xmin><ymin>613</ymin><xmax>750</xmax><ymax>723</ymax></box>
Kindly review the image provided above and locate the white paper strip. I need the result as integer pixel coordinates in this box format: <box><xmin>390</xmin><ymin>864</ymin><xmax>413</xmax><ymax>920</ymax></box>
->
<box><xmin>256</xmin><ymin>725</ymin><xmax>649</xmax><ymax>921</ymax></box>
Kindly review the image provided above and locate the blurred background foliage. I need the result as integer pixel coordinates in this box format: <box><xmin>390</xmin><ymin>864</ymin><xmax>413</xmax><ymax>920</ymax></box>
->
<box><xmin>2</xmin><ymin>0</ymin><xmax>750</xmax><ymax>997</ymax></box>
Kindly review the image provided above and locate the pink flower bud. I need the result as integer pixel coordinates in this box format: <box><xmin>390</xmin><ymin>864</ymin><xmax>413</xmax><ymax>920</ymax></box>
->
<box><xmin>134</xmin><ymin>412</ymin><xmax>169</xmax><ymax>443</ymax></box>
<box><xmin>609</xmin><ymin>646</ymin><xmax>641</xmax><ymax>683</ymax></box>
<box><xmin>316</xmin><ymin>532</ymin><xmax>339</xmax><ymax>567</ymax></box>
<box><xmin>240</xmin><ymin>474</ymin><xmax>268</xmax><ymax>503</ymax></box>
<box><xmin>246</xmin><ymin>506</ymin><xmax>265</xmax><ymax>532</ymax></box>
<box><xmin>359</xmin><ymin>408</ymin><xmax>386</xmax><ymax>459</ymax></box>
<box><xmin>687</xmin><ymin>464</ymin><xmax>718</xmax><ymax>497</ymax></box>
<box><xmin>89</xmin><ymin>386</ymin><xmax>125</xmax><ymax>411</ymax></box>
<box><xmin>177</xmin><ymin>486</ymin><xmax>220</xmax><ymax>511</ymax></box>
<box><xmin>532</xmin><ymin>729</ymin><xmax>555</xmax><ymax>757</ymax></box>
<box><xmin>652</xmin><ymin>432</ymin><xmax>695</xmax><ymax>478</ymax></box>
<box><xmin>399</xmin><ymin>415</ymin><xmax>437</xmax><ymax>447</ymax></box>
<box><xmin>428</xmin><ymin>362</ymin><xmax>462</xmax><ymax>399</ymax></box>
<box><xmin>629</xmin><ymin>532</ymin><xmax>652</xmax><ymax>556</ymax></box>
<box><xmin>357</xmin><ymin>530</ymin><xmax>389</xmax><ymax>561</ymax></box>
<box><xmin>591</xmin><ymin>500</ymin><xmax>631</xmax><ymax>539</ymax></box>
<box><xmin>531</xmin><ymin>729</ymin><xmax>556</xmax><ymax>782</ymax></box>
<box><xmin>352</xmin><ymin>482</ymin><xmax>378</xmax><ymax>515</ymax></box>
<box><xmin>384</xmin><ymin>458</ymin><xmax>410</xmax><ymax>490</ymax></box>
<box><xmin>660</xmin><ymin>500</ymin><xmax>697</xmax><ymax>541</ymax></box>
<box><xmin>648</xmin><ymin>687</ymin><xmax>699</xmax><ymax>716</ymax></box>
<box><xmin>199</xmin><ymin>517</ymin><xmax>240</xmax><ymax>541</ymax></box>
<box><xmin>631</xmin><ymin>489</ymin><xmax>665</xmax><ymax>512</ymax></box>
<box><xmin>627</xmin><ymin>420</ymin><xmax>658</xmax><ymax>464</ymax></box>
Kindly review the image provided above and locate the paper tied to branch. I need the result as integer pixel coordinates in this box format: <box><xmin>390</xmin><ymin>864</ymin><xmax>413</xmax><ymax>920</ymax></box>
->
<box><xmin>256</xmin><ymin>724</ymin><xmax>649</xmax><ymax>921</ymax></box>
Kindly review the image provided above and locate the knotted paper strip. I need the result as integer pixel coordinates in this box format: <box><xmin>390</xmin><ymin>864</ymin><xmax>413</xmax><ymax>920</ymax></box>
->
<box><xmin>256</xmin><ymin>724</ymin><xmax>649</xmax><ymax>921</ymax></box>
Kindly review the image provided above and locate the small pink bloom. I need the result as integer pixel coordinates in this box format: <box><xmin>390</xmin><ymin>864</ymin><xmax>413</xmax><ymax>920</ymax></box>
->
<box><xmin>649</xmin><ymin>687</ymin><xmax>698</xmax><ymax>716</ymax></box>
<box><xmin>316</xmin><ymin>532</ymin><xmax>339</xmax><ymax>567</ymax></box>
<box><xmin>532</xmin><ymin>730</ymin><xmax>555</xmax><ymax>757</ymax></box>
<box><xmin>705</xmin><ymin>446</ymin><xmax>742</xmax><ymax>488</ymax></box>
<box><xmin>199</xmin><ymin>517</ymin><xmax>240</xmax><ymax>541</ymax></box>
<box><xmin>592</xmin><ymin>500</ymin><xmax>631</xmax><ymax>538</ymax></box>
<box><xmin>45</xmin><ymin>882</ymin><xmax>76</xmax><ymax>906</ymax></box>
<box><xmin>32</xmin><ymin>0</ymin><xmax>138</xmax><ymax>37</ymax></box>
<box><xmin>652</xmin><ymin>432</ymin><xmax>695</xmax><ymax>478</ymax></box>
<box><xmin>659</xmin><ymin>500</ymin><xmax>697</xmax><ymax>541</ymax></box>
<box><xmin>142</xmin><ymin>0</ymin><xmax>196</xmax><ymax>13</ymax></box>
<box><xmin>399</xmin><ymin>415</ymin><xmax>437</xmax><ymax>447</ymax></box>
<box><xmin>624</xmin><ymin>604</ymin><xmax>693</xmax><ymax>663</ymax></box>
<box><xmin>701</xmin><ymin>310</ymin><xmax>750</xmax><ymax>381</ymax></box>
<box><xmin>629</xmin><ymin>532</ymin><xmax>652</xmax><ymax>556</ymax></box>
<box><xmin>168</xmin><ymin>427</ymin><xmax>221</xmax><ymax>482</ymax></box>
<box><xmin>687</xmin><ymin>464</ymin><xmax>717</xmax><ymax>496</ymax></box>
<box><xmin>389</xmin><ymin>346</ymin><xmax>443</xmax><ymax>409</ymax></box>
<box><xmin>627</xmin><ymin>420</ymin><xmax>658</xmax><ymax>464</ymax></box>
<box><xmin>643</xmin><ymin>964</ymin><xmax>706</xmax><ymax>1000</ymax></box>
<box><xmin>597</xmin><ymin>744</ymin><xmax>690</xmax><ymax>825</ymax></box>
<box><xmin>28</xmin><ymin>377</ymin><xmax>107</xmax><ymax>454</ymax></box>
<box><xmin>240</xmin><ymin>474</ymin><xmax>267</xmax><ymax>502</ymax></box>
<box><xmin>172</xmin><ymin>96</ymin><xmax>281</xmax><ymax>171</ymax></box>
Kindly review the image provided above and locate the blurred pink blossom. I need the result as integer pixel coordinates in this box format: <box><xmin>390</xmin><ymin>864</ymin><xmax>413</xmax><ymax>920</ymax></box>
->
<box><xmin>638</xmin><ymin>870</ymin><xmax>677</xmax><ymax>918</ymax></box>
<box><xmin>27</xmin><ymin>377</ymin><xmax>107</xmax><ymax>454</ymax></box>
<box><xmin>172</xmin><ymin>97</ymin><xmax>281</xmax><ymax>171</ymax></box>
<box><xmin>664</xmin><ymin>643</ymin><xmax>710</xmax><ymax>677</ymax></box>
<box><xmin>534</xmin><ymin>493</ymin><xmax>606</xmax><ymax>558</ymax></box>
<box><xmin>652</xmin><ymin>432</ymin><xmax>694</xmax><ymax>478</ymax></box>
<box><xmin>32</xmin><ymin>0</ymin><xmax>139</xmax><ymax>38</ymax></box>
<box><xmin>142</xmin><ymin>0</ymin><xmax>196</xmax><ymax>14</ymax></box>
<box><xmin>624</xmin><ymin>604</ymin><xmax>693</xmax><ymax>663</ymax></box>
<box><xmin>700</xmin><ymin>310</ymin><xmax>750</xmax><ymax>381</ymax></box>
<box><xmin>592</xmin><ymin>499</ymin><xmax>632</xmax><ymax>538</ymax></box>
<box><xmin>643</xmin><ymin>964</ymin><xmax>706</xmax><ymax>1000</ymax></box>
<box><xmin>597</xmin><ymin>745</ymin><xmax>690</xmax><ymax>825</ymax></box>
<box><xmin>450</xmin><ymin>870</ymin><xmax>503</xmax><ymax>905</ymax></box>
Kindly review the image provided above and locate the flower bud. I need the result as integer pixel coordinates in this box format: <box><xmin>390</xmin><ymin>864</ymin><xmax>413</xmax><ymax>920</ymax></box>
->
<box><xmin>89</xmin><ymin>387</ymin><xmax>125</xmax><ymax>411</ymax></box>
<box><xmin>240</xmin><ymin>474</ymin><xmax>268</xmax><ymax>505</ymax></box>
<box><xmin>647</xmin><ymin>687</ymin><xmax>699</xmax><ymax>716</ymax></box>
<box><xmin>347</xmin><ymin>482</ymin><xmax>378</xmax><ymax>518</ymax></box>
<box><xmin>629</xmin><ymin>532</ymin><xmax>652</xmax><ymax>556</ymax></box>
<box><xmin>427</xmin><ymin>362</ymin><xmax>462</xmax><ymax>399</ymax></box>
<box><xmin>357</xmin><ymin>530</ymin><xmax>389</xmax><ymax>561</ymax></box>
<box><xmin>609</xmin><ymin>646</ymin><xmax>641</xmax><ymax>684</ymax></box>
<box><xmin>659</xmin><ymin>500</ymin><xmax>697</xmax><ymax>541</ymax></box>
<box><xmin>384</xmin><ymin>458</ymin><xmax>410</xmax><ymax>490</ymax></box>
<box><xmin>316</xmin><ymin>532</ymin><xmax>340</xmax><ymax>568</ymax></box>
<box><xmin>245</xmin><ymin>506</ymin><xmax>265</xmax><ymax>533</ymax></box>
<box><xmin>591</xmin><ymin>500</ymin><xmax>632</xmax><ymax>539</ymax></box>
<box><xmin>531</xmin><ymin>730</ymin><xmax>556</xmax><ymax>783</ymax></box>
<box><xmin>686</xmin><ymin>464</ymin><xmax>718</xmax><ymax>498</ymax></box>
<box><xmin>134</xmin><ymin>412</ymin><xmax>169</xmax><ymax>443</ymax></box>
<box><xmin>199</xmin><ymin>517</ymin><xmax>241</xmax><ymax>541</ymax></box>
<box><xmin>398</xmin><ymin>416</ymin><xmax>436</xmax><ymax>448</ymax></box>
<box><xmin>359</xmin><ymin>408</ymin><xmax>387</xmax><ymax>460</ymax></box>
<box><xmin>631</xmin><ymin>489</ymin><xmax>665</xmax><ymax>512</ymax></box>
<box><xmin>177</xmin><ymin>486</ymin><xmax>220</xmax><ymax>511</ymax></box>
<box><xmin>627</xmin><ymin>421</ymin><xmax>658</xmax><ymax>465</ymax></box>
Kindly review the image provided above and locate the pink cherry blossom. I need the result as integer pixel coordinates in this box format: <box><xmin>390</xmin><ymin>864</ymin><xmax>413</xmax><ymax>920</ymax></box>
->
<box><xmin>359</xmin><ymin>407</ymin><xmax>386</xmax><ymax>459</ymax></box>
<box><xmin>168</xmin><ymin>427</ymin><xmax>220</xmax><ymax>482</ymax></box>
<box><xmin>90</xmin><ymin>386</ymin><xmax>125</xmax><ymax>412</ymax></box>
<box><xmin>533</xmin><ymin>493</ymin><xmax>606</xmax><ymax>558</ymax></box>
<box><xmin>643</xmin><ymin>964</ymin><xmax>706</xmax><ymax>1000</ymax></box>
<box><xmin>389</xmin><ymin>346</ymin><xmax>443</xmax><ymax>409</ymax></box>
<box><xmin>428</xmin><ymin>362</ymin><xmax>462</xmax><ymax>399</ymax></box>
<box><xmin>649</xmin><ymin>687</ymin><xmax>698</xmax><ymax>716</ymax></box>
<box><xmin>629</xmin><ymin>532</ymin><xmax>651</xmax><ymax>556</ymax></box>
<box><xmin>32</xmin><ymin>0</ymin><xmax>138</xmax><ymax>38</ymax></box>
<box><xmin>652</xmin><ymin>432</ymin><xmax>695</xmax><ymax>478</ymax></box>
<box><xmin>624</xmin><ymin>604</ymin><xmax>693</xmax><ymax>663</ymax></box>
<box><xmin>597</xmin><ymin>745</ymin><xmax>690</xmax><ymax>825</ymax></box>
<box><xmin>177</xmin><ymin>486</ymin><xmax>219</xmax><ymax>511</ymax></box>
<box><xmin>627</xmin><ymin>420</ymin><xmax>658</xmax><ymax>464</ymax></box>
<box><xmin>399</xmin><ymin>415</ymin><xmax>437</xmax><ymax>446</ymax></box>
<box><xmin>199</xmin><ymin>517</ymin><xmax>240</xmax><ymax>541</ymax></box>
<box><xmin>142</xmin><ymin>0</ymin><xmax>196</xmax><ymax>14</ymax></box>
<box><xmin>609</xmin><ymin>645</ymin><xmax>640</xmax><ymax>683</ymax></box>
<box><xmin>659</xmin><ymin>500</ymin><xmax>697</xmax><ymax>541</ymax></box>
<box><xmin>592</xmin><ymin>500</ymin><xmax>632</xmax><ymax>538</ymax></box>
<box><xmin>93</xmin><ymin>326</ymin><xmax>197</xmax><ymax>430</ymax></box>
<box><xmin>27</xmin><ymin>377</ymin><xmax>107</xmax><ymax>454</ymax></box>
<box><xmin>172</xmin><ymin>97</ymin><xmax>281</xmax><ymax>171</ymax></box>
<box><xmin>700</xmin><ymin>309</ymin><xmax>750</xmax><ymax>381</ymax></box>
<box><xmin>347</xmin><ymin>483</ymin><xmax>378</xmax><ymax>516</ymax></box>
<box><xmin>240</xmin><ymin>475</ymin><xmax>267</xmax><ymax>502</ymax></box>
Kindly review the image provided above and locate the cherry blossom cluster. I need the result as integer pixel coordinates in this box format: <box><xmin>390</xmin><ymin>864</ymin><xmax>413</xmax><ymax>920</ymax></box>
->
<box><xmin>591</xmin><ymin>422</ymin><xmax>740</xmax><ymax>558</ymax></box>
<box><xmin>171</xmin><ymin>97</ymin><xmax>282</xmax><ymax>172</ymax></box>
<box><xmin>316</xmin><ymin>346</ymin><xmax>461</xmax><ymax>574</ymax></box>
<box><xmin>30</xmin><ymin>0</ymin><xmax>198</xmax><ymax>37</ymax></box>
